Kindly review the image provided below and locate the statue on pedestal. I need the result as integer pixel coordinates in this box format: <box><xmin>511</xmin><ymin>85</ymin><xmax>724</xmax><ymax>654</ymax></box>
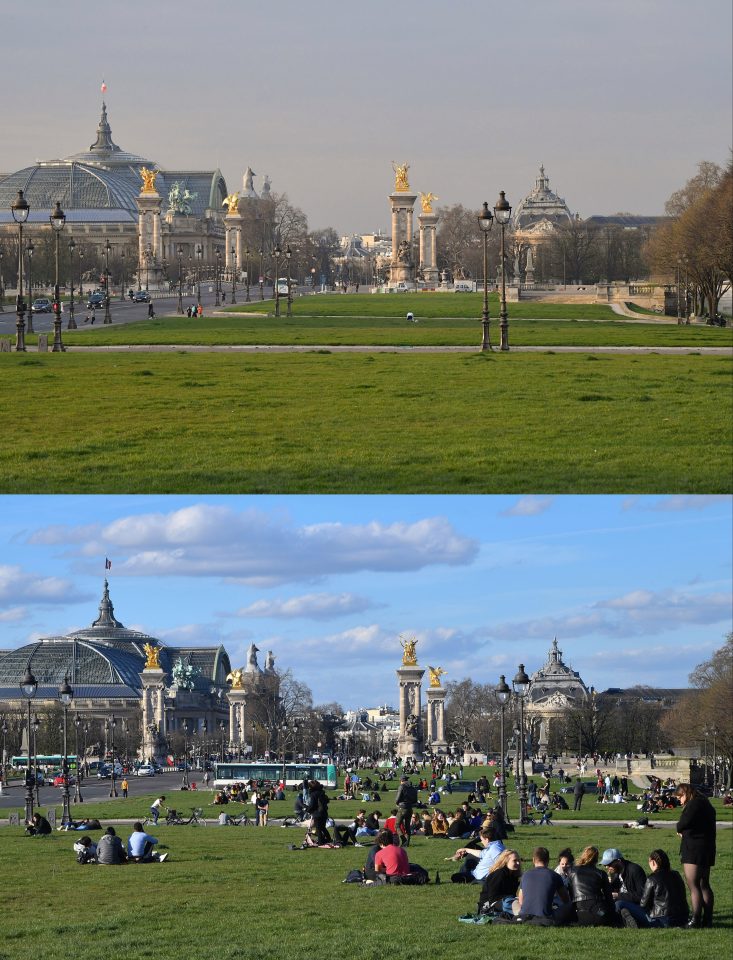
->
<box><xmin>399</xmin><ymin>635</ymin><xmax>418</xmax><ymax>666</ymax></box>
<box><xmin>428</xmin><ymin>666</ymin><xmax>446</xmax><ymax>687</ymax></box>
<box><xmin>419</xmin><ymin>192</ymin><xmax>438</xmax><ymax>213</ymax></box>
<box><xmin>392</xmin><ymin>161</ymin><xmax>410</xmax><ymax>193</ymax></box>
<box><xmin>139</xmin><ymin>167</ymin><xmax>158</xmax><ymax>194</ymax></box>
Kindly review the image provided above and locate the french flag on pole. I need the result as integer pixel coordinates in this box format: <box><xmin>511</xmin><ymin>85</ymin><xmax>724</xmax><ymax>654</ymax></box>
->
<box><xmin>105</xmin><ymin>557</ymin><xmax>112</xmax><ymax>570</ymax></box>
<box><xmin>101</xmin><ymin>80</ymin><xmax>107</xmax><ymax>94</ymax></box>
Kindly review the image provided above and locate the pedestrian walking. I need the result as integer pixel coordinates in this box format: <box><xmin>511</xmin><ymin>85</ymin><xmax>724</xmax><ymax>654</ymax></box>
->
<box><xmin>121</xmin><ymin>777</ymin><xmax>129</xmax><ymax>799</ymax></box>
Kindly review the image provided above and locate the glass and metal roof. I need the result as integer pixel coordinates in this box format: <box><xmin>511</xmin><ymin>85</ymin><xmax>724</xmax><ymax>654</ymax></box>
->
<box><xmin>0</xmin><ymin>103</ymin><xmax>227</xmax><ymax>221</ymax></box>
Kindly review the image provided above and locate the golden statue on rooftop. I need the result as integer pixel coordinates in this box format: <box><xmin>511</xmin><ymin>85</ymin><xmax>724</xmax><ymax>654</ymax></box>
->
<box><xmin>222</xmin><ymin>193</ymin><xmax>240</xmax><ymax>215</ymax></box>
<box><xmin>399</xmin><ymin>634</ymin><xmax>418</xmax><ymax>666</ymax></box>
<box><xmin>420</xmin><ymin>192</ymin><xmax>438</xmax><ymax>213</ymax></box>
<box><xmin>143</xmin><ymin>643</ymin><xmax>161</xmax><ymax>669</ymax></box>
<box><xmin>392</xmin><ymin>161</ymin><xmax>410</xmax><ymax>193</ymax></box>
<box><xmin>140</xmin><ymin>167</ymin><xmax>159</xmax><ymax>195</ymax></box>
<box><xmin>428</xmin><ymin>665</ymin><xmax>447</xmax><ymax>687</ymax></box>
<box><xmin>226</xmin><ymin>668</ymin><xmax>245</xmax><ymax>689</ymax></box>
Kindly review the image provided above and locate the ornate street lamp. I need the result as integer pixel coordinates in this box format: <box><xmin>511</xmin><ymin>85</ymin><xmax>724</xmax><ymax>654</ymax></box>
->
<box><xmin>119</xmin><ymin>249</ymin><xmax>126</xmax><ymax>302</ymax></box>
<box><xmin>19</xmin><ymin>664</ymin><xmax>38</xmax><ymax>822</ymax></box>
<box><xmin>494</xmin><ymin>674</ymin><xmax>511</xmax><ymax>817</ymax></box>
<box><xmin>25</xmin><ymin>239</ymin><xmax>35</xmax><ymax>335</ymax></box>
<box><xmin>12</xmin><ymin>190</ymin><xmax>30</xmax><ymax>351</ymax></box>
<box><xmin>78</xmin><ymin>247</ymin><xmax>85</xmax><ymax>298</ymax></box>
<box><xmin>195</xmin><ymin>244</ymin><xmax>203</xmax><ymax>306</ymax></box>
<box><xmin>494</xmin><ymin>191</ymin><xmax>512</xmax><ymax>351</ymax></box>
<box><xmin>230</xmin><ymin>245</ymin><xmax>238</xmax><ymax>304</ymax></box>
<box><xmin>49</xmin><ymin>202</ymin><xmax>67</xmax><ymax>352</ymax></box>
<box><xmin>106</xmin><ymin>715</ymin><xmax>118</xmax><ymax>797</ymax></box>
<box><xmin>219</xmin><ymin>720</ymin><xmax>227</xmax><ymax>762</ymax></box>
<box><xmin>73</xmin><ymin>713</ymin><xmax>84</xmax><ymax>803</ymax></box>
<box><xmin>103</xmin><ymin>240</ymin><xmax>112</xmax><ymax>324</ymax></box>
<box><xmin>258</xmin><ymin>248</ymin><xmax>265</xmax><ymax>300</ymax></box>
<box><xmin>181</xmin><ymin>722</ymin><xmax>190</xmax><ymax>788</ymax></box>
<box><xmin>244</xmin><ymin>247</ymin><xmax>251</xmax><ymax>301</ymax></box>
<box><xmin>512</xmin><ymin>664</ymin><xmax>530</xmax><ymax>824</ymax></box>
<box><xmin>0</xmin><ymin>247</ymin><xmax>5</xmax><ymax>313</ymax></box>
<box><xmin>0</xmin><ymin>717</ymin><xmax>7</xmax><ymax>787</ymax></box>
<box><xmin>215</xmin><ymin>248</ymin><xmax>222</xmax><ymax>306</ymax></box>
<box><xmin>477</xmin><ymin>201</ymin><xmax>494</xmax><ymax>351</ymax></box>
<box><xmin>67</xmin><ymin>238</ymin><xmax>77</xmax><ymax>329</ymax></box>
<box><xmin>285</xmin><ymin>245</ymin><xmax>292</xmax><ymax>317</ymax></box>
<box><xmin>32</xmin><ymin>714</ymin><xmax>41</xmax><ymax>806</ymax></box>
<box><xmin>58</xmin><ymin>677</ymin><xmax>74</xmax><ymax>827</ymax></box>
<box><xmin>251</xmin><ymin>721</ymin><xmax>256</xmax><ymax>760</ymax></box>
<box><xmin>176</xmin><ymin>245</ymin><xmax>184</xmax><ymax>314</ymax></box>
<box><xmin>273</xmin><ymin>244</ymin><xmax>282</xmax><ymax>317</ymax></box>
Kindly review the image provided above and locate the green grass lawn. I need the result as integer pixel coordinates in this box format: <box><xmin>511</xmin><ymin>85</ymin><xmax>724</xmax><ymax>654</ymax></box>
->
<box><xmin>1</xmin><ymin>793</ymin><xmax>729</xmax><ymax>960</ymax></box>
<box><xmin>1</xmin><ymin>352</ymin><xmax>730</xmax><ymax>493</ymax></box>
<box><xmin>44</xmin><ymin>294</ymin><xmax>733</xmax><ymax>347</ymax></box>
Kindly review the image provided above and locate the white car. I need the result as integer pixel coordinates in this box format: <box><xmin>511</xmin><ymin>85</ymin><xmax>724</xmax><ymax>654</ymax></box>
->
<box><xmin>135</xmin><ymin>764</ymin><xmax>156</xmax><ymax>776</ymax></box>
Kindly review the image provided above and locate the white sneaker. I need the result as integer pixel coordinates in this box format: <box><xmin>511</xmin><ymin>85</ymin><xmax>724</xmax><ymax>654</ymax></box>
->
<box><xmin>158</xmin><ymin>853</ymin><xmax>168</xmax><ymax>862</ymax></box>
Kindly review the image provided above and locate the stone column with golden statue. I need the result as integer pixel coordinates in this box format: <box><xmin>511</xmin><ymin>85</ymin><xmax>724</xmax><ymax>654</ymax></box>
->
<box><xmin>389</xmin><ymin>162</ymin><xmax>417</xmax><ymax>287</ymax></box>
<box><xmin>222</xmin><ymin>194</ymin><xmax>242</xmax><ymax>274</ymax></box>
<box><xmin>426</xmin><ymin>665</ymin><xmax>448</xmax><ymax>754</ymax></box>
<box><xmin>225</xmin><ymin>666</ymin><xmax>247</xmax><ymax>755</ymax></box>
<box><xmin>136</xmin><ymin>166</ymin><xmax>164</xmax><ymax>289</ymax></box>
<box><xmin>396</xmin><ymin>635</ymin><xmax>425</xmax><ymax>759</ymax></box>
<box><xmin>140</xmin><ymin>642</ymin><xmax>167</xmax><ymax>764</ymax></box>
<box><xmin>418</xmin><ymin>192</ymin><xmax>440</xmax><ymax>284</ymax></box>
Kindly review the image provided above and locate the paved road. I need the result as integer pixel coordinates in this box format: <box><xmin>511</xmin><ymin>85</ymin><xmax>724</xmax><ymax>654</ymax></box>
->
<box><xmin>63</xmin><ymin>344</ymin><xmax>732</xmax><ymax>356</ymax></box>
<box><xmin>0</xmin><ymin>768</ymin><xmax>194</xmax><ymax>810</ymax></box>
<box><xmin>0</xmin><ymin>284</ymin><xmax>276</xmax><ymax>338</ymax></box>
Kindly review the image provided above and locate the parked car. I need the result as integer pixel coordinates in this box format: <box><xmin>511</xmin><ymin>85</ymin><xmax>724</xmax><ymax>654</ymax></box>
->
<box><xmin>53</xmin><ymin>772</ymin><xmax>75</xmax><ymax>787</ymax></box>
<box><xmin>135</xmin><ymin>764</ymin><xmax>156</xmax><ymax>777</ymax></box>
<box><xmin>31</xmin><ymin>298</ymin><xmax>52</xmax><ymax>313</ymax></box>
<box><xmin>87</xmin><ymin>292</ymin><xmax>107</xmax><ymax>309</ymax></box>
<box><xmin>132</xmin><ymin>290</ymin><xmax>151</xmax><ymax>303</ymax></box>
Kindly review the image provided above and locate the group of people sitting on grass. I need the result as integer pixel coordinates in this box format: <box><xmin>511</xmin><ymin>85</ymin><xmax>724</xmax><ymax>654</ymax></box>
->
<box><xmin>72</xmin><ymin>823</ymin><xmax>169</xmax><ymax>864</ymax></box>
<box><xmin>469</xmin><ymin>843</ymin><xmax>690</xmax><ymax>928</ymax></box>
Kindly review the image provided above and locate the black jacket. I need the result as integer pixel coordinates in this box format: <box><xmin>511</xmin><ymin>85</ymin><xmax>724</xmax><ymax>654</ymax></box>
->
<box><xmin>640</xmin><ymin>870</ymin><xmax>689</xmax><ymax>925</ymax></box>
<box><xmin>478</xmin><ymin>866</ymin><xmax>521</xmax><ymax>911</ymax></box>
<box><xmin>395</xmin><ymin>782</ymin><xmax>418</xmax><ymax>808</ymax></box>
<box><xmin>573</xmin><ymin>781</ymin><xmax>586</xmax><ymax>796</ymax></box>
<box><xmin>676</xmin><ymin>794</ymin><xmax>717</xmax><ymax>866</ymax></box>
<box><xmin>568</xmin><ymin>865</ymin><xmax>615</xmax><ymax>923</ymax></box>
<box><xmin>306</xmin><ymin>785</ymin><xmax>329</xmax><ymax>819</ymax></box>
<box><xmin>611</xmin><ymin>859</ymin><xmax>646</xmax><ymax>904</ymax></box>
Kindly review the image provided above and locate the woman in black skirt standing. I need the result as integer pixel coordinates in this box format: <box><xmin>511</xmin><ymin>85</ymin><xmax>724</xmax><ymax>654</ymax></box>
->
<box><xmin>675</xmin><ymin>783</ymin><xmax>717</xmax><ymax>927</ymax></box>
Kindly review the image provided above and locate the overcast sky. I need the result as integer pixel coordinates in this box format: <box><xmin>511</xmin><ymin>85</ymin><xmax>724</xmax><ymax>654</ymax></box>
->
<box><xmin>1</xmin><ymin>495</ymin><xmax>730</xmax><ymax>708</ymax></box>
<box><xmin>2</xmin><ymin>0</ymin><xmax>731</xmax><ymax>234</ymax></box>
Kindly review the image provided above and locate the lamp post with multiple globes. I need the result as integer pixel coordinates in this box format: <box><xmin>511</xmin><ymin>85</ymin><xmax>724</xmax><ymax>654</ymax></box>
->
<box><xmin>50</xmin><ymin>201</ymin><xmax>67</xmax><ymax>352</ymax></box>
<box><xmin>512</xmin><ymin>664</ymin><xmax>530</xmax><ymax>824</ymax></box>
<box><xmin>58</xmin><ymin>677</ymin><xmax>74</xmax><ymax>827</ymax></box>
<box><xmin>477</xmin><ymin>201</ymin><xmax>494</xmax><ymax>351</ymax></box>
<box><xmin>494</xmin><ymin>674</ymin><xmax>511</xmax><ymax>817</ymax></box>
<box><xmin>493</xmin><ymin>191</ymin><xmax>512</xmax><ymax>350</ymax></box>
<box><xmin>11</xmin><ymin>190</ymin><xmax>29</xmax><ymax>351</ymax></box>
<box><xmin>19</xmin><ymin>664</ymin><xmax>37</xmax><ymax>823</ymax></box>
<box><xmin>67</xmin><ymin>238</ymin><xmax>77</xmax><ymax>329</ymax></box>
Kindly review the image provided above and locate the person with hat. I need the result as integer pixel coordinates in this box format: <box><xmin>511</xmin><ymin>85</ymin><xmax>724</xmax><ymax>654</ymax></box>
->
<box><xmin>394</xmin><ymin>775</ymin><xmax>418</xmax><ymax>847</ymax></box>
<box><xmin>601</xmin><ymin>847</ymin><xmax>646</xmax><ymax>915</ymax></box>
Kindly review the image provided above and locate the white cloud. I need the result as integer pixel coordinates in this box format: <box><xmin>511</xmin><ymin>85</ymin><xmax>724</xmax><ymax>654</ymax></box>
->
<box><xmin>622</xmin><ymin>495</ymin><xmax>731</xmax><ymax>512</ymax></box>
<box><xmin>502</xmin><ymin>497</ymin><xmax>554</xmax><ymax>517</ymax></box>
<box><xmin>0</xmin><ymin>606</ymin><xmax>27</xmax><ymax>623</ymax></box>
<box><xmin>26</xmin><ymin>505</ymin><xmax>478</xmax><ymax>586</ymax></box>
<box><xmin>487</xmin><ymin>586</ymin><xmax>732</xmax><ymax>643</ymax></box>
<box><xmin>234</xmin><ymin>592</ymin><xmax>376</xmax><ymax>620</ymax></box>
<box><xmin>0</xmin><ymin>565</ymin><xmax>85</xmax><ymax>609</ymax></box>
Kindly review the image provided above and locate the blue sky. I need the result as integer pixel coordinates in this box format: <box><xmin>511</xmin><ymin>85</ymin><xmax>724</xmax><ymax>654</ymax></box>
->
<box><xmin>2</xmin><ymin>0</ymin><xmax>731</xmax><ymax>232</ymax></box>
<box><xmin>1</xmin><ymin>495</ymin><xmax>730</xmax><ymax>708</ymax></box>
